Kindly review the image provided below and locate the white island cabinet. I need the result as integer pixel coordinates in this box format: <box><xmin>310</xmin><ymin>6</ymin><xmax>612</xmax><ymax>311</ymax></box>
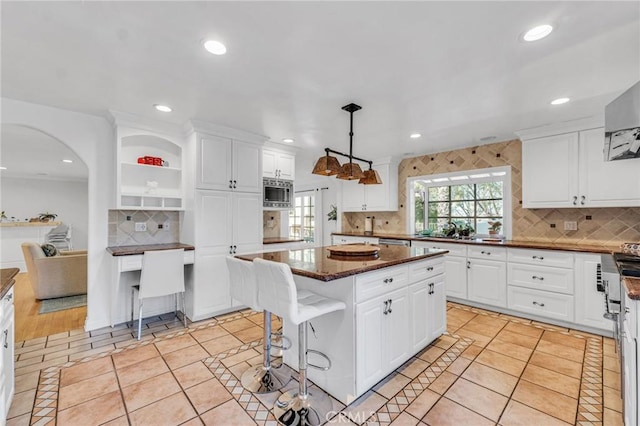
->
<box><xmin>256</xmin><ymin>248</ymin><xmax>447</xmax><ymax>405</ymax></box>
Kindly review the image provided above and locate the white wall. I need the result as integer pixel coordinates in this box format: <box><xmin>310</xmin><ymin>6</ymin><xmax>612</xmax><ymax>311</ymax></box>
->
<box><xmin>1</xmin><ymin>177</ymin><xmax>88</xmax><ymax>249</ymax></box>
<box><xmin>2</xmin><ymin>98</ymin><xmax>114</xmax><ymax>331</ymax></box>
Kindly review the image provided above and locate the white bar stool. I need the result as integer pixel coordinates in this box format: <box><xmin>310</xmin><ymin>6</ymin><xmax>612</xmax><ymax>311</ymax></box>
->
<box><xmin>226</xmin><ymin>256</ymin><xmax>291</xmax><ymax>393</ymax></box>
<box><xmin>254</xmin><ymin>258</ymin><xmax>346</xmax><ymax>425</ymax></box>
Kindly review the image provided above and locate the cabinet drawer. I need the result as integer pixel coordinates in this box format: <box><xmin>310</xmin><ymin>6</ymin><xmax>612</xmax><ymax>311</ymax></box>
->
<box><xmin>356</xmin><ymin>265</ymin><xmax>408</xmax><ymax>303</ymax></box>
<box><xmin>507</xmin><ymin>263</ymin><xmax>574</xmax><ymax>295</ymax></box>
<box><xmin>508</xmin><ymin>248</ymin><xmax>573</xmax><ymax>268</ymax></box>
<box><xmin>413</xmin><ymin>241</ymin><xmax>467</xmax><ymax>257</ymax></box>
<box><xmin>507</xmin><ymin>286</ymin><xmax>574</xmax><ymax>322</ymax></box>
<box><xmin>408</xmin><ymin>258</ymin><xmax>445</xmax><ymax>284</ymax></box>
<box><xmin>468</xmin><ymin>245</ymin><xmax>507</xmax><ymax>261</ymax></box>
<box><xmin>119</xmin><ymin>255</ymin><xmax>143</xmax><ymax>272</ymax></box>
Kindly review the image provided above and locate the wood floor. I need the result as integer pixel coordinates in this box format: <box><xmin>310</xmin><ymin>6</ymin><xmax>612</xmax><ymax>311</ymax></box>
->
<box><xmin>14</xmin><ymin>272</ymin><xmax>86</xmax><ymax>342</ymax></box>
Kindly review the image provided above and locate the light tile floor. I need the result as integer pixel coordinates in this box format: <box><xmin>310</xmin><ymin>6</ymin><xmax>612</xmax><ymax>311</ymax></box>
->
<box><xmin>7</xmin><ymin>302</ymin><xmax>623</xmax><ymax>425</ymax></box>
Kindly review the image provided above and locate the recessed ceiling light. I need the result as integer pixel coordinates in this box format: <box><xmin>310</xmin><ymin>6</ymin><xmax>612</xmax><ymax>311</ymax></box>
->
<box><xmin>153</xmin><ymin>104</ymin><xmax>172</xmax><ymax>112</ymax></box>
<box><xmin>523</xmin><ymin>24</ymin><xmax>553</xmax><ymax>42</ymax></box>
<box><xmin>551</xmin><ymin>97</ymin><xmax>570</xmax><ymax>105</ymax></box>
<box><xmin>62</xmin><ymin>159</ymin><xmax>73</xmax><ymax>163</ymax></box>
<box><xmin>282</xmin><ymin>138</ymin><xmax>294</xmax><ymax>143</ymax></box>
<box><xmin>203</xmin><ymin>40</ymin><xmax>227</xmax><ymax>55</ymax></box>
<box><xmin>410</xmin><ymin>133</ymin><xmax>422</xmax><ymax>139</ymax></box>
<box><xmin>0</xmin><ymin>167</ymin><xmax>6</xmax><ymax>170</ymax></box>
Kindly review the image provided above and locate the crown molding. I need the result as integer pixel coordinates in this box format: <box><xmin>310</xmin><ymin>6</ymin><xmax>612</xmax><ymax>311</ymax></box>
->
<box><xmin>108</xmin><ymin>110</ymin><xmax>185</xmax><ymax>138</ymax></box>
<box><xmin>184</xmin><ymin>120</ymin><xmax>268</xmax><ymax>145</ymax></box>
<box><xmin>515</xmin><ymin>115</ymin><xmax>604</xmax><ymax>140</ymax></box>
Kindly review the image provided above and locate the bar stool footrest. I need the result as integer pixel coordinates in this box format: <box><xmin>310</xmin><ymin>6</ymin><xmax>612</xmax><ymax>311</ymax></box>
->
<box><xmin>306</xmin><ymin>349</ymin><xmax>331</xmax><ymax>371</ymax></box>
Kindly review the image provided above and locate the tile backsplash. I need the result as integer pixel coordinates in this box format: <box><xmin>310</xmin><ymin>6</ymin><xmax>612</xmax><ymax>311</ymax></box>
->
<box><xmin>108</xmin><ymin>210</ymin><xmax>180</xmax><ymax>246</ymax></box>
<box><xmin>263</xmin><ymin>210</ymin><xmax>282</xmax><ymax>239</ymax></box>
<box><xmin>343</xmin><ymin>139</ymin><xmax>640</xmax><ymax>245</ymax></box>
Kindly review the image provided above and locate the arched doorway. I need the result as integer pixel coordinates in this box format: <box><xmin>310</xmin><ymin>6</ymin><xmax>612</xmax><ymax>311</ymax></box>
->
<box><xmin>1</xmin><ymin>124</ymin><xmax>89</xmax><ymax>340</ymax></box>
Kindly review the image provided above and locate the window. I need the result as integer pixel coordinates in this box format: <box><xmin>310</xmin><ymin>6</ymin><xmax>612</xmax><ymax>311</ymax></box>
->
<box><xmin>409</xmin><ymin>166</ymin><xmax>511</xmax><ymax>237</ymax></box>
<box><xmin>289</xmin><ymin>195</ymin><xmax>315</xmax><ymax>242</ymax></box>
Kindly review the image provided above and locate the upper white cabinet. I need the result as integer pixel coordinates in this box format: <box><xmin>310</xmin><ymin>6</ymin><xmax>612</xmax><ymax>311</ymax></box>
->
<box><xmin>116</xmin><ymin>129</ymin><xmax>184</xmax><ymax>210</ymax></box>
<box><xmin>521</xmin><ymin>127</ymin><xmax>640</xmax><ymax>208</ymax></box>
<box><xmin>196</xmin><ymin>135</ymin><xmax>261</xmax><ymax>193</ymax></box>
<box><xmin>341</xmin><ymin>160</ymin><xmax>399</xmax><ymax>212</ymax></box>
<box><xmin>263</xmin><ymin>149</ymin><xmax>295</xmax><ymax>180</ymax></box>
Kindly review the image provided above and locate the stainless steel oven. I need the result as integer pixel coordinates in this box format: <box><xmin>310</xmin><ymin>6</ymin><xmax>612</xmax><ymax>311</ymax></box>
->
<box><xmin>263</xmin><ymin>178</ymin><xmax>293</xmax><ymax>209</ymax></box>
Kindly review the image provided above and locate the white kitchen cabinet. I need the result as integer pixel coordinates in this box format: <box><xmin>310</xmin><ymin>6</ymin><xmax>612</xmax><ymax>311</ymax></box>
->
<box><xmin>622</xmin><ymin>292</ymin><xmax>638</xmax><ymax>426</ymax></box>
<box><xmin>341</xmin><ymin>161</ymin><xmax>398</xmax><ymax>212</ymax></box>
<box><xmin>263</xmin><ymin>149</ymin><xmax>295</xmax><ymax>180</ymax></box>
<box><xmin>413</xmin><ymin>241</ymin><xmax>468</xmax><ymax>299</ymax></box>
<box><xmin>331</xmin><ymin>235</ymin><xmax>379</xmax><ymax>246</ymax></box>
<box><xmin>507</xmin><ymin>286</ymin><xmax>574</xmax><ymax>322</ymax></box>
<box><xmin>521</xmin><ymin>127</ymin><xmax>640</xmax><ymax>208</ymax></box>
<box><xmin>0</xmin><ymin>287</ymin><xmax>14</xmax><ymax>419</ymax></box>
<box><xmin>574</xmin><ymin>253</ymin><xmax>613</xmax><ymax>332</ymax></box>
<box><xmin>410</xmin><ymin>275</ymin><xmax>446</xmax><ymax>351</ymax></box>
<box><xmin>116</xmin><ymin>128</ymin><xmax>184</xmax><ymax>210</ymax></box>
<box><xmin>196</xmin><ymin>135</ymin><xmax>261</xmax><ymax>193</ymax></box>
<box><xmin>467</xmin><ymin>257</ymin><xmax>507</xmax><ymax>308</ymax></box>
<box><xmin>186</xmin><ymin>190</ymin><xmax>262</xmax><ymax>320</ymax></box>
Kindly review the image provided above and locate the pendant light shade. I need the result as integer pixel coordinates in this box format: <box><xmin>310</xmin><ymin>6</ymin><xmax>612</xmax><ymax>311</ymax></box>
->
<box><xmin>359</xmin><ymin>168</ymin><xmax>382</xmax><ymax>185</ymax></box>
<box><xmin>336</xmin><ymin>162</ymin><xmax>365</xmax><ymax>180</ymax></box>
<box><xmin>312</xmin><ymin>153</ymin><xmax>341</xmax><ymax>176</ymax></box>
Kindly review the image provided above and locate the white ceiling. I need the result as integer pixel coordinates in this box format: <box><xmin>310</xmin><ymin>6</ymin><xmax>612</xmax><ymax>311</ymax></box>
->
<box><xmin>1</xmin><ymin>1</ymin><xmax>639</xmax><ymax>170</ymax></box>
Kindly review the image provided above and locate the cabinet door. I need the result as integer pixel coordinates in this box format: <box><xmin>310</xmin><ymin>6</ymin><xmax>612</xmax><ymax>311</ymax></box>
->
<box><xmin>262</xmin><ymin>150</ymin><xmax>277</xmax><ymax>178</ymax></box>
<box><xmin>363</xmin><ymin>163</ymin><xmax>390</xmax><ymax>211</ymax></box>
<box><xmin>195</xmin><ymin>190</ymin><xmax>233</xmax><ymax>248</ymax></box>
<box><xmin>341</xmin><ymin>181</ymin><xmax>365</xmax><ymax>212</ymax></box>
<box><xmin>467</xmin><ymin>259</ymin><xmax>507</xmax><ymax>307</ymax></box>
<box><xmin>232</xmin><ymin>141</ymin><xmax>261</xmax><ymax>193</ymax></box>
<box><xmin>444</xmin><ymin>255</ymin><xmax>467</xmax><ymax>299</ymax></box>
<box><xmin>356</xmin><ymin>296</ymin><xmax>386</xmax><ymax>391</ymax></box>
<box><xmin>197</xmin><ymin>136</ymin><xmax>233</xmax><ymax>190</ymax></box>
<box><xmin>188</xmin><ymin>248</ymin><xmax>233</xmax><ymax>320</ymax></box>
<box><xmin>386</xmin><ymin>288</ymin><xmax>410</xmax><ymax>369</ymax></box>
<box><xmin>277</xmin><ymin>152</ymin><xmax>296</xmax><ymax>180</ymax></box>
<box><xmin>429</xmin><ymin>277</ymin><xmax>446</xmax><ymax>341</ymax></box>
<box><xmin>574</xmin><ymin>253</ymin><xmax>612</xmax><ymax>331</ymax></box>
<box><xmin>522</xmin><ymin>133</ymin><xmax>579</xmax><ymax>208</ymax></box>
<box><xmin>1</xmin><ymin>293</ymin><xmax>14</xmax><ymax>418</ymax></box>
<box><xmin>580</xmin><ymin>127</ymin><xmax>640</xmax><ymax>207</ymax></box>
<box><xmin>232</xmin><ymin>193</ymin><xmax>262</xmax><ymax>248</ymax></box>
<box><xmin>410</xmin><ymin>282</ymin><xmax>430</xmax><ymax>352</ymax></box>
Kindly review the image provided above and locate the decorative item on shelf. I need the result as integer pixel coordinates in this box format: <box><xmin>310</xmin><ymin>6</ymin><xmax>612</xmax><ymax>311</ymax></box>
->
<box><xmin>488</xmin><ymin>220</ymin><xmax>502</xmax><ymax>235</ymax></box>
<box><xmin>311</xmin><ymin>103</ymin><xmax>383</xmax><ymax>185</ymax></box>
<box><xmin>146</xmin><ymin>180</ymin><xmax>159</xmax><ymax>194</ymax></box>
<box><xmin>38</xmin><ymin>212</ymin><xmax>58</xmax><ymax>222</ymax></box>
<box><xmin>142</xmin><ymin>156</ymin><xmax>164</xmax><ymax>166</ymax></box>
<box><xmin>0</xmin><ymin>211</ymin><xmax>7</xmax><ymax>222</ymax></box>
<box><xmin>327</xmin><ymin>204</ymin><xmax>337</xmax><ymax>221</ymax></box>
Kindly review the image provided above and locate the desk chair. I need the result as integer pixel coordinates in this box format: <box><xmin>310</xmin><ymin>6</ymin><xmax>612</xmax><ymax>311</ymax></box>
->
<box><xmin>131</xmin><ymin>249</ymin><xmax>186</xmax><ymax>340</ymax></box>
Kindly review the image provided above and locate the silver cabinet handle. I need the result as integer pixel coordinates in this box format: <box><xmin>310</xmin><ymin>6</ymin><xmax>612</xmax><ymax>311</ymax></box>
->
<box><xmin>3</xmin><ymin>329</ymin><xmax>8</xmax><ymax>349</ymax></box>
<box><xmin>573</xmin><ymin>196</ymin><xmax>577</xmax><ymax>205</ymax></box>
<box><xmin>481</xmin><ymin>251</ymin><xmax>491</xmax><ymax>255</ymax></box>
<box><xmin>426</xmin><ymin>266</ymin><xmax>434</xmax><ymax>271</ymax></box>
<box><xmin>532</xmin><ymin>256</ymin><xmax>544</xmax><ymax>260</ymax></box>
<box><xmin>383</xmin><ymin>300</ymin><xmax>389</xmax><ymax>315</ymax></box>
<box><xmin>532</xmin><ymin>275</ymin><xmax>544</xmax><ymax>281</ymax></box>
<box><xmin>532</xmin><ymin>301</ymin><xmax>545</xmax><ymax>307</ymax></box>
<box><xmin>387</xmin><ymin>299</ymin><xmax>392</xmax><ymax>314</ymax></box>
<box><xmin>580</xmin><ymin>195</ymin><xmax>585</xmax><ymax>205</ymax></box>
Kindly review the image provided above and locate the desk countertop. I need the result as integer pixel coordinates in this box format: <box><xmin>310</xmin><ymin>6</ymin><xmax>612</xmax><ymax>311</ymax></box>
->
<box><xmin>106</xmin><ymin>243</ymin><xmax>195</xmax><ymax>256</ymax></box>
<box><xmin>0</xmin><ymin>268</ymin><xmax>19</xmax><ymax>299</ymax></box>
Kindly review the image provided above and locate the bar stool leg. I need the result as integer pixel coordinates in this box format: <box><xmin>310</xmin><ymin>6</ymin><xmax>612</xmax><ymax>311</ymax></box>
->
<box><xmin>239</xmin><ymin>310</ymin><xmax>291</xmax><ymax>393</ymax></box>
<box><xmin>274</xmin><ymin>321</ymin><xmax>333</xmax><ymax>425</ymax></box>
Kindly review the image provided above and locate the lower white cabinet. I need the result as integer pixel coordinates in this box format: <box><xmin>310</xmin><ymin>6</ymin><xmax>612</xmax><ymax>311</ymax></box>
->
<box><xmin>412</xmin><ymin>241</ymin><xmax>467</xmax><ymax>299</ymax></box>
<box><xmin>0</xmin><ymin>287</ymin><xmax>14</xmax><ymax>419</ymax></box>
<box><xmin>467</xmin><ymin>258</ymin><xmax>507</xmax><ymax>308</ymax></box>
<box><xmin>574</xmin><ymin>253</ymin><xmax>612</xmax><ymax>332</ymax></box>
<box><xmin>507</xmin><ymin>286</ymin><xmax>574</xmax><ymax>322</ymax></box>
<box><xmin>622</xmin><ymin>292</ymin><xmax>638</xmax><ymax>426</ymax></box>
<box><xmin>410</xmin><ymin>275</ymin><xmax>446</xmax><ymax>352</ymax></box>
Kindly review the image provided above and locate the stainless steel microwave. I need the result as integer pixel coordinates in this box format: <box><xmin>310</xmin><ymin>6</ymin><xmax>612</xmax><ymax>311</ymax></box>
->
<box><xmin>263</xmin><ymin>178</ymin><xmax>293</xmax><ymax>209</ymax></box>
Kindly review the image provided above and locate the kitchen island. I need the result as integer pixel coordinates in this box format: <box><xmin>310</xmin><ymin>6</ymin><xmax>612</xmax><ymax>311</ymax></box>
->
<box><xmin>237</xmin><ymin>245</ymin><xmax>447</xmax><ymax>404</ymax></box>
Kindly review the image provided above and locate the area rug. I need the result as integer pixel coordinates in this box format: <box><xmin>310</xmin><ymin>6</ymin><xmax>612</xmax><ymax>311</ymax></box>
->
<box><xmin>39</xmin><ymin>294</ymin><xmax>87</xmax><ymax>313</ymax></box>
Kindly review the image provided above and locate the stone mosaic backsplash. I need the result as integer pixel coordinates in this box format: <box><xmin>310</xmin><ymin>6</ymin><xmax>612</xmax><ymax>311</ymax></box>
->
<box><xmin>263</xmin><ymin>210</ymin><xmax>282</xmax><ymax>239</ymax></box>
<box><xmin>343</xmin><ymin>139</ymin><xmax>640</xmax><ymax>246</ymax></box>
<box><xmin>108</xmin><ymin>210</ymin><xmax>180</xmax><ymax>246</ymax></box>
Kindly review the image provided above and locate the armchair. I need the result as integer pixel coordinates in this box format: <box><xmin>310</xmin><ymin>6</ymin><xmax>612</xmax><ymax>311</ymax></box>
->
<box><xmin>21</xmin><ymin>242</ymin><xmax>87</xmax><ymax>300</ymax></box>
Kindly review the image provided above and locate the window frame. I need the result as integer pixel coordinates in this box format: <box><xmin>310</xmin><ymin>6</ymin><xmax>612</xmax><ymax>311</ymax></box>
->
<box><xmin>288</xmin><ymin>193</ymin><xmax>316</xmax><ymax>243</ymax></box>
<box><xmin>406</xmin><ymin>166</ymin><xmax>512</xmax><ymax>238</ymax></box>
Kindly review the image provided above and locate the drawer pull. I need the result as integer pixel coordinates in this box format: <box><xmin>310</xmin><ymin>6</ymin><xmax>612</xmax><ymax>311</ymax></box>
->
<box><xmin>532</xmin><ymin>275</ymin><xmax>545</xmax><ymax>281</ymax></box>
<box><xmin>3</xmin><ymin>329</ymin><xmax>8</xmax><ymax>349</ymax></box>
<box><xmin>5</xmin><ymin>293</ymin><xmax>12</xmax><ymax>302</ymax></box>
<box><xmin>532</xmin><ymin>301</ymin><xmax>545</xmax><ymax>307</ymax></box>
<box><xmin>383</xmin><ymin>278</ymin><xmax>394</xmax><ymax>284</ymax></box>
<box><xmin>383</xmin><ymin>300</ymin><xmax>389</xmax><ymax>315</ymax></box>
<box><xmin>532</xmin><ymin>256</ymin><xmax>544</xmax><ymax>260</ymax></box>
<box><xmin>426</xmin><ymin>266</ymin><xmax>434</xmax><ymax>271</ymax></box>
<box><xmin>481</xmin><ymin>251</ymin><xmax>491</xmax><ymax>255</ymax></box>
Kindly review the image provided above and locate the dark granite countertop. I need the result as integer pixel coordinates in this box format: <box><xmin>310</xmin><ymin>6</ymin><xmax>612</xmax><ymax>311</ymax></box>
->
<box><xmin>106</xmin><ymin>243</ymin><xmax>195</xmax><ymax>256</ymax></box>
<box><xmin>236</xmin><ymin>245</ymin><xmax>447</xmax><ymax>282</ymax></box>
<box><xmin>263</xmin><ymin>237</ymin><xmax>305</xmax><ymax>245</ymax></box>
<box><xmin>623</xmin><ymin>277</ymin><xmax>640</xmax><ymax>301</ymax></box>
<box><xmin>332</xmin><ymin>232</ymin><xmax>620</xmax><ymax>254</ymax></box>
<box><xmin>0</xmin><ymin>268</ymin><xmax>19</xmax><ymax>299</ymax></box>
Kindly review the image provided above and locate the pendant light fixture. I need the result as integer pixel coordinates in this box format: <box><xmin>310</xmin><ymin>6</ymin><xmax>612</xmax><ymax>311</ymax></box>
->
<box><xmin>311</xmin><ymin>103</ymin><xmax>382</xmax><ymax>185</ymax></box>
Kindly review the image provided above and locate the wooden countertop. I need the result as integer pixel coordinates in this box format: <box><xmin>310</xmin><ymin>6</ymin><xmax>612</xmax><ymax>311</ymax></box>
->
<box><xmin>623</xmin><ymin>277</ymin><xmax>640</xmax><ymax>300</ymax></box>
<box><xmin>263</xmin><ymin>237</ymin><xmax>305</xmax><ymax>245</ymax></box>
<box><xmin>236</xmin><ymin>245</ymin><xmax>447</xmax><ymax>282</ymax></box>
<box><xmin>106</xmin><ymin>243</ymin><xmax>195</xmax><ymax>256</ymax></box>
<box><xmin>333</xmin><ymin>232</ymin><xmax>620</xmax><ymax>254</ymax></box>
<box><xmin>0</xmin><ymin>268</ymin><xmax>19</xmax><ymax>299</ymax></box>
